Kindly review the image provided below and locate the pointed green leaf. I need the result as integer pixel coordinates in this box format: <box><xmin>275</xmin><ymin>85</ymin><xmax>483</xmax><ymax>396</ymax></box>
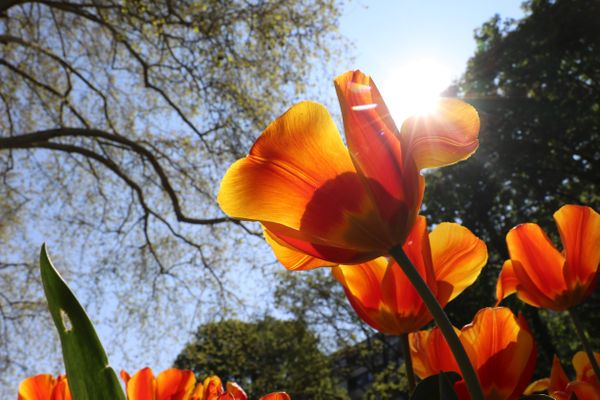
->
<box><xmin>411</xmin><ymin>372</ymin><xmax>461</xmax><ymax>400</ymax></box>
<box><xmin>40</xmin><ymin>244</ymin><xmax>126</xmax><ymax>400</ymax></box>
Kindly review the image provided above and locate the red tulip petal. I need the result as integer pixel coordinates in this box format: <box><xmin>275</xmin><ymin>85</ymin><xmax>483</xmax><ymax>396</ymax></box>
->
<box><xmin>51</xmin><ymin>376</ymin><xmax>71</xmax><ymax>400</ymax></box>
<box><xmin>460</xmin><ymin>307</ymin><xmax>536</xmax><ymax>400</ymax></box>
<box><xmin>496</xmin><ymin>260</ymin><xmax>519</xmax><ymax>305</ymax></box>
<box><xmin>225</xmin><ymin>382</ymin><xmax>247</xmax><ymax>400</ymax></box>
<box><xmin>219</xmin><ymin>101</ymin><xmax>383</xmax><ymax>252</ymax></box>
<box><xmin>429</xmin><ymin>222</ymin><xmax>487</xmax><ymax>305</ymax></box>
<box><xmin>548</xmin><ymin>355</ymin><xmax>570</xmax><ymax>393</ymax></box>
<box><xmin>121</xmin><ymin>370</ymin><xmax>132</xmax><ymax>384</ymax></box>
<box><xmin>263</xmin><ymin>221</ymin><xmax>382</xmax><ymax>264</ymax></box>
<box><xmin>334</xmin><ymin>70</ymin><xmax>424</xmax><ymax>246</ymax></box>
<box><xmin>334</xmin><ymin>257</ymin><xmax>419</xmax><ymax>334</ymax></box>
<box><xmin>506</xmin><ymin>223</ymin><xmax>567</xmax><ymax>309</ymax></box>
<box><xmin>409</xmin><ymin>327</ymin><xmax>460</xmax><ymax>379</ymax></box>
<box><xmin>156</xmin><ymin>368</ymin><xmax>196</xmax><ymax>400</ymax></box>
<box><xmin>259</xmin><ymin>394</ymin><xmax>291</xmax><ymax>400</ymax></box>
<box><xmin>263</xmin><ymin>226</ymin><xmax>336</xmax><ymax>270</ymax></box>
<box><xmin>380</xmin><ymin>216</ymin><xmax>436</xmax><ymax>333</ymax></box>
<box><xmin>565</xmin><ymin>381</ymin><xmax>600</xmax><ymax>400</ymax></box>
<box><xmin>554</xmin><ymin>205</ymin><xmax>600</xmax><ymax>296</ymax></box>
<box><xmin>127</xmin><ymin>367</ymin><xmax>156</xmax><ymax>400</ymax></box>
<box><xmin>512</xmin><ymin>258</ymin><xmax>567</xmax><ymax>309</ymax></box>
<box><xmin>400</xmin><ymin>98</ymin><xmax>480</xmax><ymax>170</ymax></box>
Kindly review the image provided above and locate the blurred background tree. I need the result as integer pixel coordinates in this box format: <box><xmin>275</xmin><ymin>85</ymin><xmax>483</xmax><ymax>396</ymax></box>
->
<box><xmin>424</xmin><ymin>0</ymin><xmax>599</xmax><ymax>377</ymax></box>
<box><xmin>174</xmin><ymin>317</ymin><xmax>349</xmax><ymax>400</ymax></box>
<box><xmin>0</xmin><ymin>0</ymin><xmax>348</xmax><ymax>393</ymax></box>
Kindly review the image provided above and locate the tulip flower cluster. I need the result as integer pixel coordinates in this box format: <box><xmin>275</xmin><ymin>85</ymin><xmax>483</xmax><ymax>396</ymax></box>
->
<box><xmin>18</xmin><ymin>69</ymin><xmax>600</xmax><ymax>400</ymax></box>
<box><xmin>19</xmin><ymin>368</ymin><xmax>290</xmax><ymax>400</ymax></box>
<box><xmin>218</xmin><ymin>69</ymin><xmax>600</xmax><ymax>399</ymax></box>
<box><xmin>525</xmin><ymin>352</ymin><xmax>600</xmax><ymax>400</ymax></box>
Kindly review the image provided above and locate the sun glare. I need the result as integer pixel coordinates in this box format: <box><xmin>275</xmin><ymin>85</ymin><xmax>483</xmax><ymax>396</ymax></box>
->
<box><xmin>379</xmin><ymin>58</ymin><xmax>452</xmax><ymax>125</ymax></box>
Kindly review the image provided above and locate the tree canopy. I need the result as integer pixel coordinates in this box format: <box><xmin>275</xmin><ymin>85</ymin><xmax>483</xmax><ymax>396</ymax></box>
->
<box><xmin>423</xmin><ymin>0</ymin><xmax>599</xmax><ymax>375</ymax></box>
<box><xmin>174</xmin><ymin>317</ymin><xmax>348</xmax><ymax>400</ymax></box>
<box><xmin>0</xmin><ymin>0</ymin><xmax>347</xmax><ymax>394</ymax></box>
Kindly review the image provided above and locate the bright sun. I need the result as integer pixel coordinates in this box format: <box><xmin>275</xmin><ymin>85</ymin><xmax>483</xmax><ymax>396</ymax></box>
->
<box><xmin>379</xmin><ymin>58</ymin><xmax>452</xmax><ymax>125</ymax></box>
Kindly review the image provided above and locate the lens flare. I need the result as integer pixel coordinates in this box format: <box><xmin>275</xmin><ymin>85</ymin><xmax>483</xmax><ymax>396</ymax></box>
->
<box><xmin>379</xmin><ymin>58</ymin><xmax>452</xmax><ymax>124</ymax></box>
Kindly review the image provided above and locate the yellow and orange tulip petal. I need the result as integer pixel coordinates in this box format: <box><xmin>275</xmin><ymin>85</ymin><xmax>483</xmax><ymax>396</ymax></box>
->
<box><xmin>20</xmin><ymin>369</ymin><xmax>287</xmax><ymax>400</ymax></box>
<box><xmin>410</xmin><ymin>307</ymin><xmax>536</xmax><ymax>400</ymax></box>
<box><xmin>496</xmin><ymin>205</ymin><xmax>600</xmax><ymax>311</ymax></box>
<box><xmin>125</xmin><ymin>367</ymin><xmax>158</xmax><ymax>399</ymax></box>
<box><xmin>333</xmin><ymin>71</ymin><xmax>423</xmax><ymax>247</ymax></box>
<box><xmin>156</xmin><ymin>369</ymin><xmax>196</xmax><ymax>400</ymax></box>
<box><xmin>457</xmin><ymin>308</ymin><xmax>536</xmax><ymax>400</ymax></box>
<box><xmin>18</xmin><ymin>374</ymin><xmax>71</xmax><ymax>400</ymax></box>
<box><xmin>410</xmin><ymin>326</ymin><xmax>460</xmax><ymax>377</ymax></box>
<box><xmin>524</xmin><ymin>352</ymin><xmax>600</xmax><ymax>400</ymax></box>
<box><xmin>400</xmin><ymin>98</ymin><xmax>480</xmax><ymax>171</ymax></box>
<box><xmin>332</xmin><ymin>216</ymin><xmax>486</xmax><ymax>335</ymax></box>
<box><xmin>429</xmin><ymin>222</ymin><xmax>488</xmax><ymax>305</ymax></box>
<box><xmin>123</xmin><ymin>368</ymin><xmax>207</xmax><ymax>400</ymax></box>
<box><xmin>219</xmin><ymin>70</ymin><xmax>479</xmax><ymax>265</ymax></box>
<box><xmin>574</xmin><ymin>351</ymin><xmax>600</xmax><ymax>385</ymax></box>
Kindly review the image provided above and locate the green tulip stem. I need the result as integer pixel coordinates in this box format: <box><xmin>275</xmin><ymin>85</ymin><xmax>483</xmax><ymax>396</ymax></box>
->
<box><xmin>399</xmin><ymin>333</ymin><xmax>416</xmax><ymax>393</ymax></box>
<box><xmin>389</xmin><ymin>246</ymin><xmax>484</xmax><ymax>400</ymax></box>
<box><xmin>569</xmin><ymin>308</ymin><xmax>600</xmax><ymax>380</ymax></box>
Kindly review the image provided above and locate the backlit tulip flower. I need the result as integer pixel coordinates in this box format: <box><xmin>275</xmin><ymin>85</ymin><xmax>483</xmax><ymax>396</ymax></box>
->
<box><xmin>410</xmin><ymin>307</ymin><xmax>537</xmax><ymax>400</ymax></box>
<box><xmin>331</xmin><ymin>215</ymin><xmax>487</xmax><ymax>334</ymax></box>
<box><xmin>496</xmin><ymin>204</ymin><xmax>600</xmax><ymax>311</ymax></box>
<box><xmin>120</xmin><ymin>368</ymin><xmax>290</xmax><ymax>400</ymax></box>
<box><xmin>524</xmin><ymin>352</ymin><xmax>600</xmax><ymax>400</ymax></box>
<box><xmin>18</xmin><ymin>374</ymin><xmax>71</xmax><ymax>400</ymax></box>
<box><xmin>218</xmin><ymin>70</ymin><xmax>480</xmax><ymax>265</ymax></box>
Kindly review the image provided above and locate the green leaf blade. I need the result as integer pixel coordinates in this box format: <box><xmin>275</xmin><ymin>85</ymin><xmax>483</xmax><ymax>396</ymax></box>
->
<box><xmin>40</xmin><ymin>244</ymin><xmax>126</xmax><ymax>400</ymax></box>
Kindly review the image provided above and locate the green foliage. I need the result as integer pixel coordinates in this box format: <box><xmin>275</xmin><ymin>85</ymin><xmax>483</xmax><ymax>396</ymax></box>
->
<box><xmin>363</xmin><ymin>362</ymin><xmax>408</xmax><ymax>400</ymax></box>
<box><xmin>174</xmin><ymin>317</ymin><xmax>349</xmax><ymax>400</ymax></box>
<box><xmin>40</xmin><ymin>245</ymin><xmax>125</xmax><ymax>400</ymax></box>
<box><xmin>423</xmin><ymin>0</ymin><xmax>600</xmax><ymax>377</ymax></box>
<box><xmin>0</xmin><ymin>0</ymin><xmax>349</xmax><ymax>391</ymax></box>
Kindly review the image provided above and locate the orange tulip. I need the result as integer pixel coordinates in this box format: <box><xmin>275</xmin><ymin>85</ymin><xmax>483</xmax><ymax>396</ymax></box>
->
<box><xmin>18</xmin><ymin>374</ymin><xmax>71</xmax><ymax>400</ymax></box>
<box><xmin>524</xmin><ymin>352</ymin><xmax>600</xmax><ymax>400</ymax></box>
<box><xmin>218</xmin><ymin>70</ymin><xmax>479</xmax><ymax>265</ymax></box>
<box><xmin>410</xmin><ymin>307</ymin><xmax>537</xmax><ymax>400</ymax></box>
<box><xmin>120</xmin><ymin>368</ymin><xmax>290</xmax><ymax>400</ymax></box>
<box><xmin>19</xmin><ymin>369</ymin><xmax>290</xmax><ymax>400</ymax></box>
<box><xmin>496</xmin><ymin>204</ymin><xmax>600</xmax><ymax>311</ymax></box>
<box><xmin>331</xmin><ymin>215</ymin><xmax>487</xmax><ymax>334</ymax></box>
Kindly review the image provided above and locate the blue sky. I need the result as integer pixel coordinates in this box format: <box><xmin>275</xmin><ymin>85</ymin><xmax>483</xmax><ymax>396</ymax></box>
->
<box><xmin>3</xmin><ymin>3</ymin><xmax>533</xmax><ymax>396</ymax></box>
<box><xmin>337</xmin><ymin>1</ymin><xmax>526</xmax><ymax>122</ymax></box>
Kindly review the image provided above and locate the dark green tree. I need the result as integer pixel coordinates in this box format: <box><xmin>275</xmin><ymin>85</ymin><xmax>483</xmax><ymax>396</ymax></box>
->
<box><xmin>174</xmin><ymin>317</ymin><xmax>349</xmax><ymax>400</ymax></box>
<box><xmin>423</xmin><ymin>0</ymin><xmax>600</xmax><ymax>376</ymax></box>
